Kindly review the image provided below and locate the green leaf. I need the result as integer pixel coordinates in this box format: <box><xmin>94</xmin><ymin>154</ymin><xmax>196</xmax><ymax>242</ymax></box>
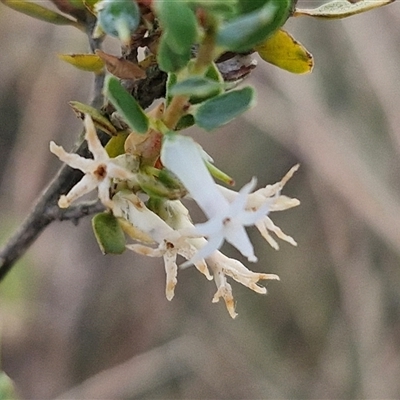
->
<box><xmin>255</xmin><ymin>29</ymin><xmax>313</xmax><ymax>74</ymax></box>
<box><xmin>194</xmin><ymin>86</ymin><xmax>255</xmax><ymax>131</ymax></box>
<box><xmin>216</xmin><ymin>0</ymin><xmax>292</xmax><ymax>52</ymax></box>
<box><xmin>155</xmin><ymin>0</ymin><xmax>198</xmax><ymax>72</ymax></box>
<box><xmin>157</xmin><ymin>34</ymin><xmax>192</xmax><ymax>73</ymax></box>
<box><xmin>294</xmin><ymin>0</ymin><xmax>394</xmax><ymax>18</ymax></box>
<box><xmin>1</xmin><ymin>0</ymin><xmax>81</xmax><ymax>28</ymax></box>
<box><xmin>166</xmin><ymin>62</ymin><xmax>224</xmax><ymax>104</ymax></box>
<box><xmin>166</xmin><ymin>72</ymin><xmax>178</xmax><ymax>106</ymax></box>
<box><xmin>0</xmin><ymin>372</ymin><xmax>17</xmax><ymax>400</ymax></box>
<box><xmin>68</xmin><ymin>101</ymin><xmax>117</xmax><ymax>136</ymax></box>
<box><xmin>238</xmin><ymin>0</ymin><xmax>270</xmax><ymax>14</ymax></box>
<box><xmin>92</xmin><ymin>212</ymin><xmax>126</xmax><ymax>254</ymax></box>
<box><xmin>204</xmin><ymin>61</ymin><xmax>224</xmax><ymax>83</ymax></box>
<box><xmin>104</xmin><ymin>76</ymin><xmax>149</xmax><ymax>134</ymax></box>
<box><xmin>137</xmin><ymin>172</ymin><xmax>187</xmax><ymax>200</ymax></box>
<box><xmin>58</xmin><ymin>53</ymin><xmax>105</xmax><ymax>72</ymax></box>
<box><xmin>95</xmin><ymin>0</ymin><xmax>140</xmax><ymax>45</ymax></box>
<box><xmin>155</xmin><ymin>0</ymin><xmax>198</xmax><ymax>54</ymax></box>
<box><xmin>185</xmin><ymin>0</ymin><xmax>237</xmax><ymax>17</ymax></box>
<box><xmin>176</xmin><ymin>114</ymin><xmax>195</xmax><ymax>130</ymax></box>
<box><xmin>170</xmin><ymin>77</ymin><xmax>223</xmax><ymax>98</ymax></box>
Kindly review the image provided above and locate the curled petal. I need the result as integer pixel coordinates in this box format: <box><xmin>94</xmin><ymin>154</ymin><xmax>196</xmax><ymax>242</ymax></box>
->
<box><xmin>58</xmin><ymin>174</ymin><xmax>98</xmax><ymax>208</ymax></box>
<box><xmin>50</xmin><ymin>141</ymin><xmax>93</xmax><ymax>172</ymax></box>
<box><xmin>193</xmin><ymin>260</ymin><xmax>213</xmax><ymax>281</ymax></box>
<box><xmin>212</xmin><ymin>268</ymin><xmax>238</xmax><ymax>319</ymax></box>
<box><xmin>256</xmin><ymin>216</ymin><xmax>297</xmax><ymax>247</ymax></box>
<box><xmin>207</xmin><ymin>251</ymin><xmax>279</xmax><ymax>295</ymax></box>
<box><xmin>269</xmin><ymin>195</ymin><xmax>300</xmax><ymax>211</ymax></box>
<box><xmin>84</xmin><ymin>114</ymin><xmax>109</xmax><ymax>161</ymax></box>
<box><xmin>164</xmin><ymin>249</ymin><xmax>178</xmax><ymax>301</ymax></box>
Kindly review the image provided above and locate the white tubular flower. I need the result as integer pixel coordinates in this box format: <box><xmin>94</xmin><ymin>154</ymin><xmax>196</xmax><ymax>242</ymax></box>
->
<box><xmin>161</xmin><ymin>134</ymin><xmax>266</xmax><ymax>263</ymax></box>
<box><xmin>113</xmin><ymin>192</ymin><xmax>280</xmax><ymax>318</ymax></box>
<box><xmin>157</xmin><ymin>199</ymin><xmax>280</xmax><ymax>318</ymax></box>
<box><xmin>50</xmin><ymin>114</ymin><xmax>136</xmax><ymax>208</ymax></box>
<box><xmin>218</xmin><ymin>164</ymin><xmax>300</xmax><ymax>250</ymax></box>
<box><xmin>112</xmin><ymin>191</ymin><xmax>210</xmax><ymax>300</ymax></box>
<box><xmin>207</xmin><ymin>254</ymin><xmax>280</xmax><ymax>319</ymax></box>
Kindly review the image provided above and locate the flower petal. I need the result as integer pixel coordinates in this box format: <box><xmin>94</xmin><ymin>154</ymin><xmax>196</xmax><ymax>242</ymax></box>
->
<box><xmin>58</xmin><ymin>174</ymin><xmax>98</xmax><ymax>208</ymax></box>
<box><xmin>224</xmin><ymin>223</ymin><xmax>257</xmax><ymax>262</ymax></box>
<box><xmin>84</xmin><ymin>114</ymin><xmax>109</xmax><ymax>161</ymax></box>
<box><xmin>161</xmin><ymin>134</ymin><xmax>228</xmax><ymax>218</ymax></box>
<box><xmin>50</xmin><ymin>141</ymin><xmax>93</xmax><ymax>172</ymax></box>
<box><xmin>164</xmin><ymin>249</ymin><xmax>178</xmax><ymax>301</ymax></box>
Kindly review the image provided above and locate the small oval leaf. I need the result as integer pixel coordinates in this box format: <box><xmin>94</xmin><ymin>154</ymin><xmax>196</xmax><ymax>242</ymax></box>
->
<box><xmin>255</xmin><ymin>29</ymin><xmax>313</xmax><ymax>74</ymax></box>
<box><xmin>170</xmin><ymin>77</ymin><xmax>223</xmax><ymax>98</ymax></box>
<box><xmin>105</xmin><ymin>75</ymin><xmax>149</xmax><ymax>134</ymax></box>
<box><xmin>157</xmin><ymin>32</ymin><xmax>192</xmax><ymax>73</ymax></box>
<box><xmin>155</xmin><ymin>0</ymin><xmax>198</xmax><ymax>54</ymax></box>
<box><xmin>194</xmin><ymin>86</ymin><xmax>255</xmax><ymax>131</ymax></box>
<box><xmin>58</xmin><ymin>53</ymin><xmax>105</xmax><ymax>72</ymax></box>
<box><xmin>294</xmin><ymin>0</ymin><xmax>394</xmax><ymax>19</ymax></box>
<box><xmin>92</xmin><ymin>212</ymin><xmax>126</xmax><ymax>254</ymax></box>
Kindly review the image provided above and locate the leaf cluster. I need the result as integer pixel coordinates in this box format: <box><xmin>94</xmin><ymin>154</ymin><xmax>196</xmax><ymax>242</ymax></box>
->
<box><xmin>0</xmin><ymin>0</ymin><xmax>394</xmax><ymax>254</ymax></box>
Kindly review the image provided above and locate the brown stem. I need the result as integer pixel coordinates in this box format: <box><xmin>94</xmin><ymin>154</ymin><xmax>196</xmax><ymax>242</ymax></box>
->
<box><xmin>163</xmin><ymin>95</ymin><xmax>190</xmax><ymax>130</ymax></box>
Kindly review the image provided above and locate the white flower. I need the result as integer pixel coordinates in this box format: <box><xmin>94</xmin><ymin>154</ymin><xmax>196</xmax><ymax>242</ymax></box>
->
<box><xmin>161</xmin><ymin>134</ymin><xmax>266</xmax><ymax>263</ymax></box>
<box><xmin>111</xmin><ymin>191</ymin><xmax>212</xmax><ymax>301</ymax></box>
<box><xmin>218</xmin><ymin>164</ymin><xmax>300</xmax><ymax>250</ymax></box>
<box><xmin>50</xmin><ymin>115</ymin><xmax>137</xmax><ymax>208</ymax></box>
<box><xmin>161</xmin><ymin>134</ymin><xmax>299</xmax><ymax>264</ymax></box>
<box><xmin>113</xmin><ymin>192</ymin><xmax>279</xmax><ymax>318</ymax></box>
<box><xmin>206</xmin><ymin>251</ymin><xmax>279</xmax><ymax>318</ymax></box>
<box><xmin>161</xmin><ymin>134</ymin><xmax>227</xmax><ymax>218</ymax></box>
<box><xmin>141</xmin><ymin>197</ymin><xmax>280</xmax><ymax>318</ymax></box>
<box><xmin>185</xmin><ymin>178</ymin><xmax>269</xmax><ymax>264</ymax></box>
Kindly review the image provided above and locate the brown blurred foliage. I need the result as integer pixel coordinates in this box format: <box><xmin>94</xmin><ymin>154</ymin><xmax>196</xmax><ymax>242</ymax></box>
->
<box><xmin>1</xmin><ymin>2</ymin><xmax>400</xmax><ymax>399</ymax></box>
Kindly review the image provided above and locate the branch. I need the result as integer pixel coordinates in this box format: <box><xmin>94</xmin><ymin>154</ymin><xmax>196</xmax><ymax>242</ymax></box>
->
<box><xmin>0</xmin><ymin>31</ymin><xmax>251</xmax><ymax>280</ymax></box>
<box><xmin>0</xmin><ymin>20</ymin><xmax>167</xmax><ymax>281</ymax></box>
<box><xmin>47</xmin><ymin>200</ymin><xmax>106</xmax><ymax>224</ymax></box>
<box><xmin>0</xmin><ymin>148</ymin><xmax>102</xmax><ymax>281</ymax></box>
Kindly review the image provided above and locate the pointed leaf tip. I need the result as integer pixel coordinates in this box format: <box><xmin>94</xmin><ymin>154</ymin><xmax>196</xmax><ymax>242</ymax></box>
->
<box><xmin>294</xmin><ymin>0</ymin><xmax>394</xmax><ymax>19</ymax></box>
<box><xmin>58</xmin><ymin>53</ymin><xmax>104</xmax><ymax>72</ymax></box>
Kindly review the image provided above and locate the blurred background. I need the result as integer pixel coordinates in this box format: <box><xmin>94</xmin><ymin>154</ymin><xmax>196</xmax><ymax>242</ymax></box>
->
<box><xmin>1</xmin><ymin>1</ymin><xmax>400</xmax><ymax>398</ymax></box>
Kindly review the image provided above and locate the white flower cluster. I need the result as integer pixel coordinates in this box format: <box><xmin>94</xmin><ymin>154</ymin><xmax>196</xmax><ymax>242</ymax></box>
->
<box><xmin>50</xmin><ymin>115</ymin><xmax>300</xmax><ymax>318</ymax></box>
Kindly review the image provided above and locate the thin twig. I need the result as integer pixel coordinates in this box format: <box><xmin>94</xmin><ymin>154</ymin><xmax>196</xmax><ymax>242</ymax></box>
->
<box><xmin>0</xmin><ymin>16</ymin><xmax>106</xmax><ymax>281</ymax></box>
<box><xmin>0</xmin><ymin>26</ymin><xmax>251</xmax><ymax>280</ymax></box>
<box><xmin>0</xmin><ymin>52</ymin><xmax>167</xmax><ymax>282</ymax></box>
<box><xmin>47</xmin><ymin>200</ymin><xmax>105</xmax><ymax>224</ymax></box>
